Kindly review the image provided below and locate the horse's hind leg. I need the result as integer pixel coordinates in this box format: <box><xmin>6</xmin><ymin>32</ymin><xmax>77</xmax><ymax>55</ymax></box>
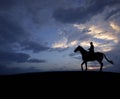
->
<box><xmin>98</xmin><ymin>61</ymin><xmax>103</xmax><ymax>72</ymax></box>
<box><xmin>81</xmin><ymin>61</ymin><xmax>85</xmax><ymax>71</ymax></box>
<box><xmin>85</xmin><ymin>62</ymin><xmax>87</xmax><ymax>71</ymax></box>
<box><xmin>100</xmin><ymin>62</ymin><xmax>103</xmax><ymax>72</ymax></box>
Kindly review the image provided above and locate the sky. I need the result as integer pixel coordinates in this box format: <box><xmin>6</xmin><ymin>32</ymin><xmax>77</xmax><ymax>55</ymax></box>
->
<box><xmin>0</xmin><ymin>0</ymin><xmax>120</xmax><ymax>75</ymax></box>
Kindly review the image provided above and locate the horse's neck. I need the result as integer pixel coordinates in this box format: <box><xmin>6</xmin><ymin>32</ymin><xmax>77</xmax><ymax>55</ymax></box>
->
<box><xmin>79</xmin><ymin>47</ymin><xmax>87</xmax><ymax>55</ymax></box>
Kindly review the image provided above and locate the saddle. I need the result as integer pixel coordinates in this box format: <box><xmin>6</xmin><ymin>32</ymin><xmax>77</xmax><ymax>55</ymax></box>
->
<box><xmin>88</xmin><ymin>52</ymin><xmax>95</xmax><ymax>56</ymax></box>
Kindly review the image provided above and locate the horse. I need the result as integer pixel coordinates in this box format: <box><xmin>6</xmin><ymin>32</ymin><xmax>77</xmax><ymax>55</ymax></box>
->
<box><xmin>74</xmin><ymin>45</ymin><xmax>113</xmax><ymax>71</ymax></box>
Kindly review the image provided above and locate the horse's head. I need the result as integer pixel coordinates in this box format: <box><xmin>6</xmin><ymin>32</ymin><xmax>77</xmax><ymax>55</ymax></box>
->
<box><xmin>74</xmin><ymin>45</ymin><xmax>87</xmax><ymax>54</ymax></box>
<box><xmin>74</xmin><ymin>45</ymin><xmax>80</xmax><ymax>52</ymax></box>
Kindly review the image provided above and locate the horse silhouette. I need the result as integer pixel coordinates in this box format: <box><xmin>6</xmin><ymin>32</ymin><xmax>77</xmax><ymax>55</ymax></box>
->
<box><xmin>74</xmin><ymin>45</ymin><xmax>113</xmax><ymax>71</ymax></box>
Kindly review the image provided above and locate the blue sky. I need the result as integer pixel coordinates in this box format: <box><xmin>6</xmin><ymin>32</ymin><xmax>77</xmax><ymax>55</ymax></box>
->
<box><xmin>0</xmin><ymin>0</ymin><xmax>120</xmax><ymax>74</ymax></box>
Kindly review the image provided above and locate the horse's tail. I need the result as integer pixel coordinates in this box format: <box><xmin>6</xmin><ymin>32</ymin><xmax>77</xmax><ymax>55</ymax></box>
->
<box><xmin>103</xmin><ymin>54</ymin><xmax>113</xmax><ymax>64</ymax></box>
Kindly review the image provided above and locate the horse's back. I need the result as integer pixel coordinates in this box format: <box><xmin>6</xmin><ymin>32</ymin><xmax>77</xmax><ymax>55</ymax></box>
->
<box><xmin>95</xmin><ymin>52</ymin><xmax>103</xmax><ymax>55</ymax></box>
<box><xmin>94</xmin><ymin>52</ymin><xmax>104</xmax><ymax>59</ymax></box>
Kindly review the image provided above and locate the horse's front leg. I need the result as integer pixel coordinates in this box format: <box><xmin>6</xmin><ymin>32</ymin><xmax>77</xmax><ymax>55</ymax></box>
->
<box><xmin>81</xmin><ymin>61</ymin><xmax>85</xmax><ymax>71</ymax></box>
<box><xmin>85</xmin><ymin>62</ymin><xmax>87</xmax><ymax>71</ymax></box>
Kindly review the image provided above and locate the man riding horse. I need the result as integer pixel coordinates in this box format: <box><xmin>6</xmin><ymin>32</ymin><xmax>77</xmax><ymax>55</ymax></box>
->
<box><xmin>88</xmin><ymin>42</ymin><xmax>94</xmax><ymax>55</ymax></box>
<box><xmin>74</xmin><ymin>42</ymin><xmax>113</xmax><ymax>71</ymax></box>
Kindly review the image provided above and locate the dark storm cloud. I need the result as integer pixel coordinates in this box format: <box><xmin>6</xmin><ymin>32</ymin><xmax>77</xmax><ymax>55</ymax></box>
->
<box><xmin>105</xmin><ymin>8</ymin><xmax>120</xmax><ymax>20</ymax></box>
<box><xmin>0</xmin><ymin>65</ymin><xmax>20</xmax><ymax>75</ymax></box>
<box><xmin>53</xmin><ymin>7</ymin><xmax>88</xmax><ymax>23</ymax></box>
<box><xmin>0</xmin><ymin>7</ymin><xmax>30</xmax><ymax>65</ymax></box>
<box><xmin>0</xmin><ymin>51</ymin><xmax>30</xmax><ymax>63</ymax></box>
<box><xmin>0</xmin><ymin>64</ymin><xmax>41</xmax><ymax>75</ymax></box>
<box><xmin>27</xmin><ymin>59</ymin><xmax>46</xmax><ymax>63</ymax></box>
<box><xmin>21</xmin><ymin>41</ymin><xmax>50</xmax><ymax>53</ymax></box>
<box><xmin>0</xmin><ymin>0</ymin><xmax>52</xmax><ymax>68</ymax></box>
<box><xmin>0</xmin><ymin>9</ymin><xmax>31</xmax><ymax>65</ymax></box>
<box><xmin>53</xmin><ymin>0</ymin><xmax>120</xmax><ymax>23</ymax></box>
<box><xmin>0</xmin><ymin>15</ymin><xmax>27</xmax><ymax>46</ymax></box>
<box><xmin>0</xmin><ymin>0</ymin><xmax>16</xmax><ymax>10</ymax></box>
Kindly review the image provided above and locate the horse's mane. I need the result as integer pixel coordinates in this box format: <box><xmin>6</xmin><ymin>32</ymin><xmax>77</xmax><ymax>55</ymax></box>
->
<box><xmin>79</xmin><ymin>46</ymin><xmax>88</xmax><ymax>53</ymax></box>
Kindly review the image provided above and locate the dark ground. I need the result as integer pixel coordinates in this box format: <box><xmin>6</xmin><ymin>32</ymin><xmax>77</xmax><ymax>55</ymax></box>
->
<box><xmin>0</xmin><ymin>71</ymin><xmax>120</xmax><ymax>95</ymax></box>
<box><xmin>0</xmin><ymin>71</ymin><xmax>120</xmax><ymax>82</ymax></box>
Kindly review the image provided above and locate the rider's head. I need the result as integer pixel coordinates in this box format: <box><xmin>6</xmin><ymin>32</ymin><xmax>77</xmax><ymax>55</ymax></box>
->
<box><xmin>90</xmin><ymin>42</ymin><xmax>93</xmax><ymax>45</ymax></box>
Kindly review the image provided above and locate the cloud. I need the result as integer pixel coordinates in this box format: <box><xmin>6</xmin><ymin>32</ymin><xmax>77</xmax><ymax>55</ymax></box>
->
<box><xmin>104</xmin><ymin>45</ymin><xmax>120</xmax><ymax>72</ymax></box>
<box><xmin>20</xmin><ymin>41</ymin><xmax>50</xmax><ymax>53</ymax></box>
<box><xmin>0</xmin><ymin>64</ymin><xmax>41</xmax><ymax>75</ymax></box>
<box><xmin>27</xmin><ymin>59</ymin><xmax>46</xmax><ymax>63</ymax></box>
<box><xmin>105</xmin><ymin>8</ymin><xmax>120</xmax><ymax>20</ymax></box>
<box><xmin>51</xmin><ymin>36</ymin><xmax>79</xmax><ymax>52</ymax></box>
<box><xmin>53</xmin><ymin>0</ymin><xmax>120</xmax><ymax>23</ymax></box>
<box><xmin>52</xmin><ymin>37</ymin><xmax>68</xmax><ymax>48</ymax></box>
<box><xmin>0</xmin><ymin>0</ymin><xmax>52</xmax><ymax>71</ymax></box>
<box><xmin>73</xmin><ymin>56</ymin><xmax>81</xmax><ymax>60</ymax></box>
<box><xmin>0</xmin><ymin>0</ymin><xmax>15</xmax><ymax>10</ymax></box>
<box><xmin>0</xmin><ymin>0</ymin><xmax>119</xmax><ymax>74</ymax></box>
<box><xmin>88</xmin><ymin>25</ymin><xmax>118</xmax><ymax>43</ymax></box>
<box><xmin>0</xmin><ymin>51</ymin><xmax>47</xmax><ymax>64</ymax></box>
<box><xmin>50</xmin><ymin>47</ymin><xmax>69</xmax><ymax>52</ymax></box>
<box><xmin>0</xmin><ymin>9</ymin><xmax>31</xmax><ymax>66</ymax></box>
<box><xmin>69</xmin><ymin>53</ymin><xmax>76</xmax><ymax>57</ymax></box>
<box><xmin>0</xmin><ymin>15</ymin><xmax>27</xmax><ymax>47</ymax></box>
<box><xmin>0</xmin><ymin>51</ymin><xmax>30</xmax><ymax>63</ymax></box>
<box><xmin>110</xmin><ymin>22</ymin><xmax>120</xmax><ymax>32</ymax></box>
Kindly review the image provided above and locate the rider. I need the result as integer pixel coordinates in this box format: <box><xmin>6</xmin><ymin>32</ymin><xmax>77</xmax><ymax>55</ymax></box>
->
<box><xmin>88</xmin><ymin>42</ymin><xmax>94</xmax><ymax>54</ymax></box>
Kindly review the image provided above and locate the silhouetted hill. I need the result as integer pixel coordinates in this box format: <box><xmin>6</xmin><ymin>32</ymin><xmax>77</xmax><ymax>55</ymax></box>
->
<box><xmin>0</xmin><ymin>71</ymin><xmax>120</xmax><ymax>82</ymax></box>
<box><xmin>0</xmin><ymin>71</ymin><xmax>120</xmax><ymax>92</ymax></box>
<box><xmin>1</xmin><ymin>71</ymin><xmax>119</xmax><ymax>97</ymax></box>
